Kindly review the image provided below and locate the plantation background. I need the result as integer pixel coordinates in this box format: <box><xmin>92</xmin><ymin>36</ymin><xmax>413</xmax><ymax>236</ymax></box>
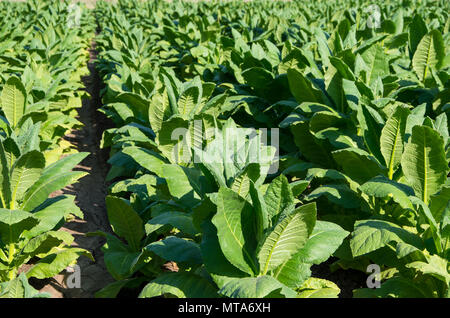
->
<box><xmin>0</xmin><ymin>0</ymin><xmax>448</xmax><ymax>299</ymax></box>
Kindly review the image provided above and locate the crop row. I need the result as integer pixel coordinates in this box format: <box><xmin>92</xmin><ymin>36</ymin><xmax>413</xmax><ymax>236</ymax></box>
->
<box><xmin>93</xmin><ymin>0</ymin><xmax>449</xmax><ymax>298</ymax></box>
<box><xmin>0</xmin><ymin>0</ymin><xmax>95</xmax><ymax>297</ymax></box>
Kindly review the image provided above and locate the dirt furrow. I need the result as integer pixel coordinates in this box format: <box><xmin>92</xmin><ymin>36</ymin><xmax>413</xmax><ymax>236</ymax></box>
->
<box><xmin>35</xmin><ymin>39</ymin><xmax>114</xmax><ymax>298</ymax></box>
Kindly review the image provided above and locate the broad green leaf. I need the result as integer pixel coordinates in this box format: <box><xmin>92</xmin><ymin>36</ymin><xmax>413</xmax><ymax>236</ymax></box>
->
<box><xmin>212</xmin><ymin>187</ymin><xmax>258</xmax><ymax>275</ymax></box>
<box><xmin>178</xmin><ymin>85</ymin><xmax>200</xmax><ymax>119</ymax></box>
<box><xmin>242</xmin><ymin>67</ymin><xmax>274</xmax><ymax>89</ymax></box>
<box><xmin>360</xmin><ymin>176</ymin><xmax>414</xmax><ymax>209</ymax></box>
<box><xmin>408</xmin><ymin>14</ymin><xmax>428</xmax><ymax>56</ymax></box>
<box><xmin>21</xmin><ymin>171</ymin><xmax>87</xmax><ymax>212</ymax></box>
<box><xmin>1</xmin><ymin>77</ymin><xmax>26</xmax><ymax>128</ymax></box>
<box><xmin>26</xmin><ymin>248</ymin><xmax>92</xmax><ymax>280</ymax></box>
<box><xmin>0</xmin><ymin>209</ymin><xmax>37</xmax><ymax>244</ymax></box>
<box><xmin>332</xmin><ymin>148</ymin><xmax>385</xmax><ymax>184</ymax></box>
<box><xmin>263</xmin><ymin>174</ymin><xmax>294</xmax><ymax>226</ymax></box>
<box><xmin>350</xmin><ymin>219</ymin><xmax>423</xmax><ymax>257</ymax></box>
<box><xmin>287</xmin><ymin>68</ymin><xmax>323</xmax><ymax>104</ymax></box>
<box><xmin>148</xmin><ymin>89</ymin><xmax>171</xmax><ymax>134</ymax></box>
<box><xmin>412</xmin><ymin>30</ymin><xmax>445</xmax><ymax>83</ymax></box>
<box><xmin>105</xmin><ymin>196</ymin><xmax>144</xmax><ymax>251</ymax></box>
<box><xmin>297</xmin><ymin>278</ymin><xmax>340</xmax><ymax>298</ymax></box>
<box><xmin>219</xmin><ymin>276</ymin><xmax>296</xmax><ymax>298</ymax></box>
<box><xmin>122</xmin><ymin>146</ymin><xmax>166</xmax><ymax>177</ymax></box>
<box><xmin>294</xmin><ymin>221</ymin><xmax>349</xmax><ymax>265</ymax></box>
<box><xmin>145</xmin><ymin>211</ymin><xmax>197</xmax><ymax>236</ymax></box>
<box><xmin>139</xmin><ymin>273</ymin><xmax>218</xmax><ymax>298</ymax></box>
<box><xmin>360</xmin><ymin>44</ymin><xmax>389</xmax><ymax>85</ymax></box>
<box><xmin>0</xmin><ymin>273</ymin><xmax>50</xmax><ymax>298</ymax></box>
<box><xmin>258</xmin><ymin>203</ymin><xmax>316</xmax><ymax>275</ymax></box>
<box><xmin>401</xmin><ymin>125</ymin><xmax>447</xmax><ymax>204</ymax></box>
<box><xmin>406</xmin><ymin>255</ymin><xmax>449</xmax><ymax>285</ymax></box>
<box><xmin>305</xmin><ymin>184</ymin><xmax>361</xmax><ymax>209</ymax></box>
<box><xmin>10</xmin><ymin>151</ymin><xmax>45</xmax><ymax>208</ymax></box>
<box><xmin>380</xmin><ymin>106</ymin><xmax>410</xmax><ymax>179</ymax></box>
<box><xmin>354</xmin><ymin>277</ymin><xmax>430</xmax><ymax>298</ymax></box>
<box><xmin>24</xmin><ymin>196</ymin><xmax>81</xmax><ymax>238</ymax></box>
<box><xmin>101</xmin><ymin>233</ymin><xmax>144</xmax><ymax>280</ymax></box>
<box><xmin>145</xmin><ymin>236</ymin><xmax>202</xmax><ymax>266</ymax></box>
<box><xmin>429</xmin><ymin>186</ymin><xmax>450</xmax><ymax>223</ymax></box>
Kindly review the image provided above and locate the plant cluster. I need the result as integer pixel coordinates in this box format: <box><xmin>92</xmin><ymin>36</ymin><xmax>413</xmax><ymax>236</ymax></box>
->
<box><xmin>0</xmin><ymin>0</ymin><xmax>95</xmax><ymax>297</ymax></box>
<box><xmin>94</xmin><ymin>0</ymin><xmax>449</xmax><ymax>298</ymax></box>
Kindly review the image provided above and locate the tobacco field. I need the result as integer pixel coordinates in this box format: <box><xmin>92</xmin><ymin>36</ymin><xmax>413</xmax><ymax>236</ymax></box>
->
<box><xmin>0</xmin><ymin>0</ymin><xmax>449</xmax><ymax>298</ymax></box>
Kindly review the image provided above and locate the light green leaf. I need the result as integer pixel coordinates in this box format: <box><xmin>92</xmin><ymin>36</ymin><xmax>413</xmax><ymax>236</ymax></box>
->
<box><xmin>258</xmin><ymin>203</ymin><xmax>316</xmax><ymax>275</ymax></box>
<box><xmin>401</xmin><ymin>125</ymin><xmax>447</xmax><ymax>204</ymax></box>
<box><xmin>1</xmin><ymin>76</ymin><xmax>26</xmax><ymax>128</ymax></box>
<box><xmin>380</xmin><ymin>106</ymin><xmax>410</xmax><ymax>179</ymax></box>
<box><xmin>212</xmin><ymin>187</ymin><xmax>258</xmax><ymax>275</ymax></box>
<box><xmin>412</xmin><ymin>30</ymin><xmax>445</xmax><ymax>83</ymax></box>
<box><xmin>139</xmin><ymin>273</ymin><xmax>218</xmax><ymax>298</ymax></box>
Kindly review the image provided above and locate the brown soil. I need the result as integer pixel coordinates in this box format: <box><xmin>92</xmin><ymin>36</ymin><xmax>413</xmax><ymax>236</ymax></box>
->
<box><xmin>30</xmin><ymin>39</ymin><xmax>115</xmax><ymax>298</ymax></box>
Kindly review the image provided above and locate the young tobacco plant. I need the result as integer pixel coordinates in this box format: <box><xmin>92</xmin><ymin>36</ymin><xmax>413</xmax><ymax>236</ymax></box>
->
<box><xmin>138</xmin><ymin>174</ymin><xmax>348</xmax><ymax>298</ymax></box>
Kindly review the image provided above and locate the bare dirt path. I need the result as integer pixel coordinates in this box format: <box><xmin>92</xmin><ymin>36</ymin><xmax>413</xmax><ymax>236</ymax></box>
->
<box><xmin>35</xmin><ymin>39</ymin><xmax>115</xmax><ymax>298</ymax></box>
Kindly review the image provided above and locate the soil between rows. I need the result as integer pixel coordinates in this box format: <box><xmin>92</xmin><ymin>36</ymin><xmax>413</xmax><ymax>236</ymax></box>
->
<box><xmin>30</xmin><ymin>39</ymin><xmax>115</xmax><ymax>298</ymax></box>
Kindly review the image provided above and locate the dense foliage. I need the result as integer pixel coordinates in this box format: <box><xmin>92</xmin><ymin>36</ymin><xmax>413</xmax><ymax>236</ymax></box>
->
<box><xmin>93</xmin><ymin>0</ymin><xmax>450</xmax><ymax>298</ymax></box>
<box><xmin>0</xmin><ymin>0</ymin><xmax>94</xmax><ymax>297</ymax></box>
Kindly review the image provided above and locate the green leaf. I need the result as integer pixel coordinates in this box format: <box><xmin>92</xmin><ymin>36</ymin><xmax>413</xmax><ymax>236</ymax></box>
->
<box><xmin>0</xmin><ymin>142</ymin><xmax>11</xmax><ymax>208</ymax></box>
<box><xmin>297</xmin><ymin>278</ymin><xmax>340</xmax><ymax>298</ymax></box>
<box><xmin>219</xmin><ymin>276</ymin><xmax>296</xmax><ymax>298</ymax></box>
<box><xmin>0</xmin><ymin>273</ymin><xmax>50</xmax><ymax>298</ymax></box>
<box><xmin>122</xmin><ymin>147</ymin><xmax>166</xmax><ymax>177</ymax></box>
<box><xmin>380</xmin><ymin>106</ymin><xmax>410</xmax><ymax>179</ymax></box>
<box><xmin>287</xmin><ymin>69</ymin><xmax>323</xmax><ymax>104</ymax></box>
<box><xmin>429</xmin><ymin>186</ymin><xmax>450</xmax><ymax>223</ymax></box>
<box><xmin>350</xmin><ymin>219</ymin><xmax>423</xmax><ymax>257</ymax></box>
<box><xmin>412</xmin><ymin>30</ymin><xmax>445</xmax><ymax>83</ymax></box>
<box><xmin>162</xmin><ymin>164</ymin><xmax>200</xmax><ymax>206</ymax></box>
<box><xmin>258</xmin><ymin>203</ymin><xmax>316</xmax><ymax>275</ymax></box>
<box><xmin>408</xmin><ymin>14</ymin><xmax>428</xmax><ymax>56</ymax></box>
<box><xmin>357</xmin><ymin>104</ymin><xmax>385</xmax><ymax>165</ymax></box>
<box><xmin>25</xmin><ymin>196</ymin><xmax>82</xmax><ymax>238</ymax></box>
<box><xmin>145</xmin><ymin>211</ymin><xmax>197</xmax><ymax>236</ymax></box>
<box><xmin>145</xmin><ymin>236</ymin><xmax>202</xmax><ymax>266</ymax></box>
<box><xmin>360</xmin><ymin>176</ymin><xmax>414</xmax><ymax>209</ymax></box>
<box><xmin>263</xmin><ymin>174</ymin><xmax>295</xmax><ymax>226</ymax></box>
<box><xmin>354</xmin><ymin>277</ymin><xmax>429</xmax><ymax>298</ymax></box>
<box><xmin>242</xmin><ymin>67</ymin><xmax>274</xmax><ymax>89</ymax></box>
<box><xmin>0</xmin><ymin>209</ymin><xmax>37</xmax><ymax>244</ymax></box>
<box><xmin>100</xmin><ymin>233</ymin><xmax>144</xmax><ymax>280</ymax></box>
<box><xmin>401</xmin><ymin>125</ymin><xmax>448</xmax><ymax>204</ymax></box>
<box><xmin>1</xmin><ymin>76</ymin><xmax>26</xmax><ymax>128</ymax></box>
<box><xmin>139</xmin><ymin>273</ymin><xmax>218</xmax><ymax>298</ymax></box>
<box><xmin>149</xmin><ymin>89</ymin><xmax>171</xmax><ymax>134</ymax></box>
<box><xmin>178</xmin><ymin>85</ymin><xmax>201</xmax><ymax>119</ymax></box>
<box><xmin>105</xmin><ymin>196</ymin><xmax>144</xmax><ymax>251</ymax></box>
<box><xmin>272</xmin><ymin>257</ymin><xmax>312</xmax><ymax>289</ymax></box>
<box><xmin>332</xmin><ymin>148</ymin><xmax>385</xmax><ymax>184</ymax></box>
<box><xmin>212</xmin><ymin>187</ymin><xmax>258</xmax><ymax>275</ymax></box>
<box><xmin>10</xmin><ymin>151</ymin><xmax>45</xmax><ymax>208</ymax></box>
<box><xmin>291</xmin><ymin>121</ymin><xmax>335</xmax><ymax>168</ymax></box>
<box><xmin>305</xmin><ymin>184</ymin><xmax>361</xmax><ymax>209</ymax></box>
<box><xmin>21</xmin><ymin>171</ymin><xmax>87</xmax><ymax>212</ymax></box>
<box><xmin>26</xmin><ymin>248</ymin><xmax>92</xmax><ymax>280</ymax></box>
<box><xmin>294</xmin><ymin>221</ymin><xmax>349</xmax><ymax>265</ymax></box>
<box><xmin>360</xmin><ymin>44</ymin><xmax>389</xmax><ymax>85</ymax></box>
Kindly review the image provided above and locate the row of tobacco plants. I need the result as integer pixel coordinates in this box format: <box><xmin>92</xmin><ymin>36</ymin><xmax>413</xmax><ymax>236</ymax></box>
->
<box><xmin>94</xmin><ymin>0</ymin><xmax>450</xmax><ymax>298</ymax></box>
<box><xmin>0</xmin><ymin>0</ymin><xmax>95</xmax><ymax>297</ymax></box>
<box><xmin>95</xmin><ymin>0</ymin><xmax>450</xmax><ymax>297</ymax></box>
